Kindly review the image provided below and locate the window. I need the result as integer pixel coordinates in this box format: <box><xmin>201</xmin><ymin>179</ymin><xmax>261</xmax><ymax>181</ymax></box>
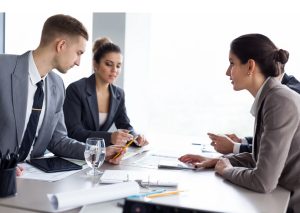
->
<box><xmin>125</xmin><ymin>12</ymin><xmax>300</xmax><ymax>141</ymax></box>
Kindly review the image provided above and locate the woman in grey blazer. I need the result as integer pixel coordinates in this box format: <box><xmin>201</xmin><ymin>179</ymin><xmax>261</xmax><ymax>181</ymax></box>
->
<box><xmin>179</xmin><ymin>34</ymin><xmax>300</xmax><ymax>212</ymax></box>
<box><xmin>63</xmin><ymin>38</ymin><xmax>148</xmax><ymax>147</ymax></box>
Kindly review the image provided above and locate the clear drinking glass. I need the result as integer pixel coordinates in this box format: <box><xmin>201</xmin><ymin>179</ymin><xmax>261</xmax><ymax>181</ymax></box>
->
<box><xmin>84</xmin><ymin>138</ymin><xmax>106</xmax><ymax>176</ymax></box>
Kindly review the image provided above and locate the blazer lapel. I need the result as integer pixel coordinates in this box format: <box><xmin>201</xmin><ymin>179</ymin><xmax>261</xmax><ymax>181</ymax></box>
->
<box><xmin>12</xmin><ymin>52</ymin><xmax>30</xmax><ymax>146</ymax></box>
<box><xmin>86</xmin><ymin>75</ymin><xmax>100</xmax><ymax>130</ymax></box>
<box><xmin>252</xmin><ymin>78</ymin><xmax>279</xmax><ymax>160</ymax></box>
<box><xmin>101</xmin><ymin>84</ymin><xmax>121</xmax><ymax>130</ymax></box>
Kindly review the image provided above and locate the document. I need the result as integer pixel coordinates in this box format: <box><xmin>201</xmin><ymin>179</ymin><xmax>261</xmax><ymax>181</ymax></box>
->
<box><xmin>121</xmin><ymin>152</ymin><xmax>178</xmax><ymax>169</ymax></box>
<box><xmin>122</xmin><ymin>146</ymin><xmax>150</xmax><ymax>160</ymax></box>
<box><xmin>158</xmin><ymin>160</ymin><xmax>196</xmax><ymax>170</ymax></box>
<box><xmin>100</xmin><ymin>170</ymin><xmax>178</xmax><ymax>187</ymax></box>
<box><xmin>48</xmin><ymin>181</ymin><xmax>139</xmax><ymax>210</ymax></box>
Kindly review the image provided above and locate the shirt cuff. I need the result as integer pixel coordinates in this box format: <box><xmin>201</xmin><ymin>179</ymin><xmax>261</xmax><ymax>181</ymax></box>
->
<box><xmin>233</xmin><ymin>143</ymin><xmax>241</xmax><ymax>154</ymax></box>
<box><xmin>241</xmin><ymin>138</ymin><xmax>248</xmax><ymax>145</ymax></box>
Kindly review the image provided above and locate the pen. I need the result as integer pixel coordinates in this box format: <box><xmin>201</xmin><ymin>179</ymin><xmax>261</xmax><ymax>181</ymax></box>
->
<box><xmin>127</xmin><ymin>189</ymin><xmax>166</xmax><ymax>199</ymax></box>
<box><xmin>113</xmin><ymin>136</ymin><xmax>138</xmax><ymax>159</ymax></box>
<box><xmin>146</xmin><ymin>190</ymin><xmax>184</xmax><ymax>199</ymax></box>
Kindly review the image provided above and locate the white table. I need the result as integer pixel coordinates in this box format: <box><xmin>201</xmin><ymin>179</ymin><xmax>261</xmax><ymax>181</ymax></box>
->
<box><xmin>0</xmin><ymin>135</ymin><xmax>290</xmax><ymax>213</ymax></box>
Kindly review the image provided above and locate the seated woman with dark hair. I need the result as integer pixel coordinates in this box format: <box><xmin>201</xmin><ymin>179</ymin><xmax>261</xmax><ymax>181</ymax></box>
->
<box><xmin>63</xmin><ymin>37</ymin><xmax>149</xmax><ymax>147</ymax></box>
<box><xmin>180</xmin><ymin>34</ymin><xmax>300</xmax><ymax>212</ymax></box>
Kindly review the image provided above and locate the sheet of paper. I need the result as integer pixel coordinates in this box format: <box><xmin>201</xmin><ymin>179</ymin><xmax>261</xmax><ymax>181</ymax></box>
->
<box><xmin>18</xmin><ymin>162</ymin><xmax>88</xmax><ymax>182</ymax></box>
<box><xmin>99</xmin><ymin>170</ymin><xmax>178</xmax><ymax>187</ymax></box>
<box><xmin>158</xmin><ymin>160</ymin><xmax>196</xmax><ymax>170</ymax></box>
<box><xmin>122</xmin><ymin>146</ymin><xmax>150</xmax><ymax>160</ymax></box>
<box><xmin>121</xmin><ymin>152</ymin><xmax>178</xmax><ymax>169</ymax></box>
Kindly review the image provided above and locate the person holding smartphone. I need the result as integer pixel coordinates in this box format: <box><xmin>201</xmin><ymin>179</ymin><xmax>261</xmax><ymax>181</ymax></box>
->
<box><xmin>207</xmin><ymin>72</ymin><xmax>300</xmax><ymax>155</ymax></box>
<box><xmin>179</xmin><ymin>34</ymin><xmax>300</xmax><ymax>212</ymax></box>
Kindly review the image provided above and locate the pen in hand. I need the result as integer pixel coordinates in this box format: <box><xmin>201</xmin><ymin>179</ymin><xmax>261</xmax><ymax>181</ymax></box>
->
<box><xmin>112</xmin><ymin>136</ymin><xmax>138</xmax><ymax>160</ymax></box>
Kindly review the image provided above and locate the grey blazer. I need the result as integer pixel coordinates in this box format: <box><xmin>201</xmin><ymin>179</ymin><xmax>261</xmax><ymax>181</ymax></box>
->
<box><xmin>0</xmin><ymin>51</ymin><xmax>85</xmax><ymax>160</ymax></box>
<box><xmin>63</xmin><ymin>74</ymin><xmax>135</xmax><ymax>146</ymax></box>
<box><xmin>223</xmin><ymin>78</ymin><xmax>300</xmax><ymax>212</ymax></box>
<box><xmin>239</xmin><ymin>73</ymin><xmax>300</xmax><ymax>153</ymax></box>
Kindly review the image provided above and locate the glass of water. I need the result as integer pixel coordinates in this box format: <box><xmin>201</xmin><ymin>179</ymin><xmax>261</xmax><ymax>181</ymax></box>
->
<box><xmin>84</xmin><ymin>138</ymin><xmax>106</xmax><ymax>176</ymax></box>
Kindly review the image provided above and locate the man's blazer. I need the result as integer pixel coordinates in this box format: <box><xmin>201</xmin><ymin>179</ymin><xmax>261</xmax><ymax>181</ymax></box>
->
<box><xmin>0</xmin><ymin>51</ymin><xmax>85</xmax><ymax>159</ymax></box>
<box><xmin>223</xmin><ymin>78</ymin><xmax>300</xmax><ymax>212</ymax></box>
<box><xmin>239</xmin><ymin>73</ymin><xmax>300</xmax><ymax>153</ymax></box>
<box><xmin>63</xmin><ymin>74</ymin><xmax>135</xmax><ymax>146</ymax></box>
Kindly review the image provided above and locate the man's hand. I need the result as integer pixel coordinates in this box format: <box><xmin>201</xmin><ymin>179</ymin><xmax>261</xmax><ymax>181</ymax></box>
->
<box><xmin>16</xmin><ymin>165</ymin><xmax>25</xmax><ymax>176</ymax></box>
<box><xmin>105</xmin><ymin>145</ymin><xmax>126</xmax><ymax>164</ymax></box>
<box><xmin>225</xmin><ymin>133</ymin><xmax>241</xmax><ymax>143</ymax></box>
<box><xmin>208</xmin><ymin>133</ymin><xmax>236</xmax><ymax>154</ymax></box>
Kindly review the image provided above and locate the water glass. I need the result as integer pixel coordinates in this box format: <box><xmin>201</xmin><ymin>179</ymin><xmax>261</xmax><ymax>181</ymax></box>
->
<box><xmin>84</xmin><ymin>138</ymin><xmax>106</xmax><ymax>176</ymax></box>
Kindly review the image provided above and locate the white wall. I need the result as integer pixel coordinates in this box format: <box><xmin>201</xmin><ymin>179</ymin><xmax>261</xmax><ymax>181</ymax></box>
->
<box><xmin>126</xmin><ymin>12</ymin><xmax>300</xmax><ymax>140</ymax></box>
<box><xmin>124</xmin><ymin>14</ymin><xmax>151</xmax><ymax>134</ymax></box>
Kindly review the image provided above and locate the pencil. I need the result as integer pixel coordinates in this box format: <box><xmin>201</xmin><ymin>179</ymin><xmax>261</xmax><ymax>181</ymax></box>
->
<box><xmin>112</xmin><ymin>136</ymin><xmax>138</xmax><ymax>159</ymax></box>
<box><xmin>146</xmin><ymin>190</ymin><xmax>184</xmax><ymax>199</ymax></box>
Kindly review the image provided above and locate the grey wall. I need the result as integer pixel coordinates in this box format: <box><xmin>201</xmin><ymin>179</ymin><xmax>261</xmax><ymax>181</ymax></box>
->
<box><xmin>0</xmin><ymin>13</ymin><xmax>4</xmax><ymax>53</ymax></box>
<box><xmin>92</xmin><ymin>13</ymin><xmax>126</xmax><ymax>88</ymax></box>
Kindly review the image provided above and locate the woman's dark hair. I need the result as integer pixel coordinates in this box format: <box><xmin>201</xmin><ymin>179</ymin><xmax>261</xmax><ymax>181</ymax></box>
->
<box><xmin>230</xmin><ymin>34</ymin><xmax>289</xmax><ymax>77</ymax></box>
<box><xmin>93</xmin><ymin>37</ymin><xmax>121</xmax><ymax>63</ymax></box>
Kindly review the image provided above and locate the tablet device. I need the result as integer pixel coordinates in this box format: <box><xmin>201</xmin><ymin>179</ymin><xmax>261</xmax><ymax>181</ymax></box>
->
<box><xmin>27</xmin><ymin>157</ymin><xmax>82</xmax><ymax>173</ymax></box>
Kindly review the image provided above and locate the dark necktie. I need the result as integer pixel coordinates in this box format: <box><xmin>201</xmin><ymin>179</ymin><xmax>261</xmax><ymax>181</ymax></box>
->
<box><xmin>18</xmin><ymin>80</ymin><xmax>44</xmax><ymax>162</ymax></box>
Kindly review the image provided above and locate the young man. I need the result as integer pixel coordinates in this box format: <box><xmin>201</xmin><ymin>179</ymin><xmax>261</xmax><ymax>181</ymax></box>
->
<box><xmin>0</xmin><ymin>14</ymin><xmax>124</xmax><ymax>175</ymax></box>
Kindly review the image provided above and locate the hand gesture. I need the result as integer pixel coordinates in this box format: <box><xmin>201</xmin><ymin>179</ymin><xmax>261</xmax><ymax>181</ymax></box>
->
<box><xmin>207</xmin><ymin>133</ymin><xmax>236</xmax><ymax>154</ymax></box>
<box><xmin>111</xmin><ymin>129</ymin><xmax>133</xmax><ymax>146</ymax></box>
<box><xmin>135</xmin><ymin>134</ymin><xmax>149</xmax><ymax>147</ymax></box>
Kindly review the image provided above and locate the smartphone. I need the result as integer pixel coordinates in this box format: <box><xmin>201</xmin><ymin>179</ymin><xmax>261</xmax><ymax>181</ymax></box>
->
<box><xmin>26</xmin><ymin>157</ymin><xmax>82</xmax><ymax>173</ymax></box>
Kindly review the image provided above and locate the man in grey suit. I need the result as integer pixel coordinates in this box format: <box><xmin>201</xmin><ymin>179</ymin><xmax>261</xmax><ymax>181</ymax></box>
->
<box><xmin>0</xmin><ymin>14</ymin><xmax>124</xmax><ymax>175</ymax></box>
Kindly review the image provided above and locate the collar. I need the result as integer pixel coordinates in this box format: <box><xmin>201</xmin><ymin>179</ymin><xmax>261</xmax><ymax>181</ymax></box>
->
<box><xmin>28</xmin><ymin>51</ymin><xmax>47</xmax><ymax>85</ymax></box>
<box><xmin>250</xmin><ymin>77</ymin><xmax>271</xmax><ymax>117</ymax></box>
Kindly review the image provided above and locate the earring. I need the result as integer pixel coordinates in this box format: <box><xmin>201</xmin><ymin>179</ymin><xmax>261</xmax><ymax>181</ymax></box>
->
<box><xmin>247</xmin><ymin>72</ymin><xmax>251</xmax><ymax>76</ymax></box>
